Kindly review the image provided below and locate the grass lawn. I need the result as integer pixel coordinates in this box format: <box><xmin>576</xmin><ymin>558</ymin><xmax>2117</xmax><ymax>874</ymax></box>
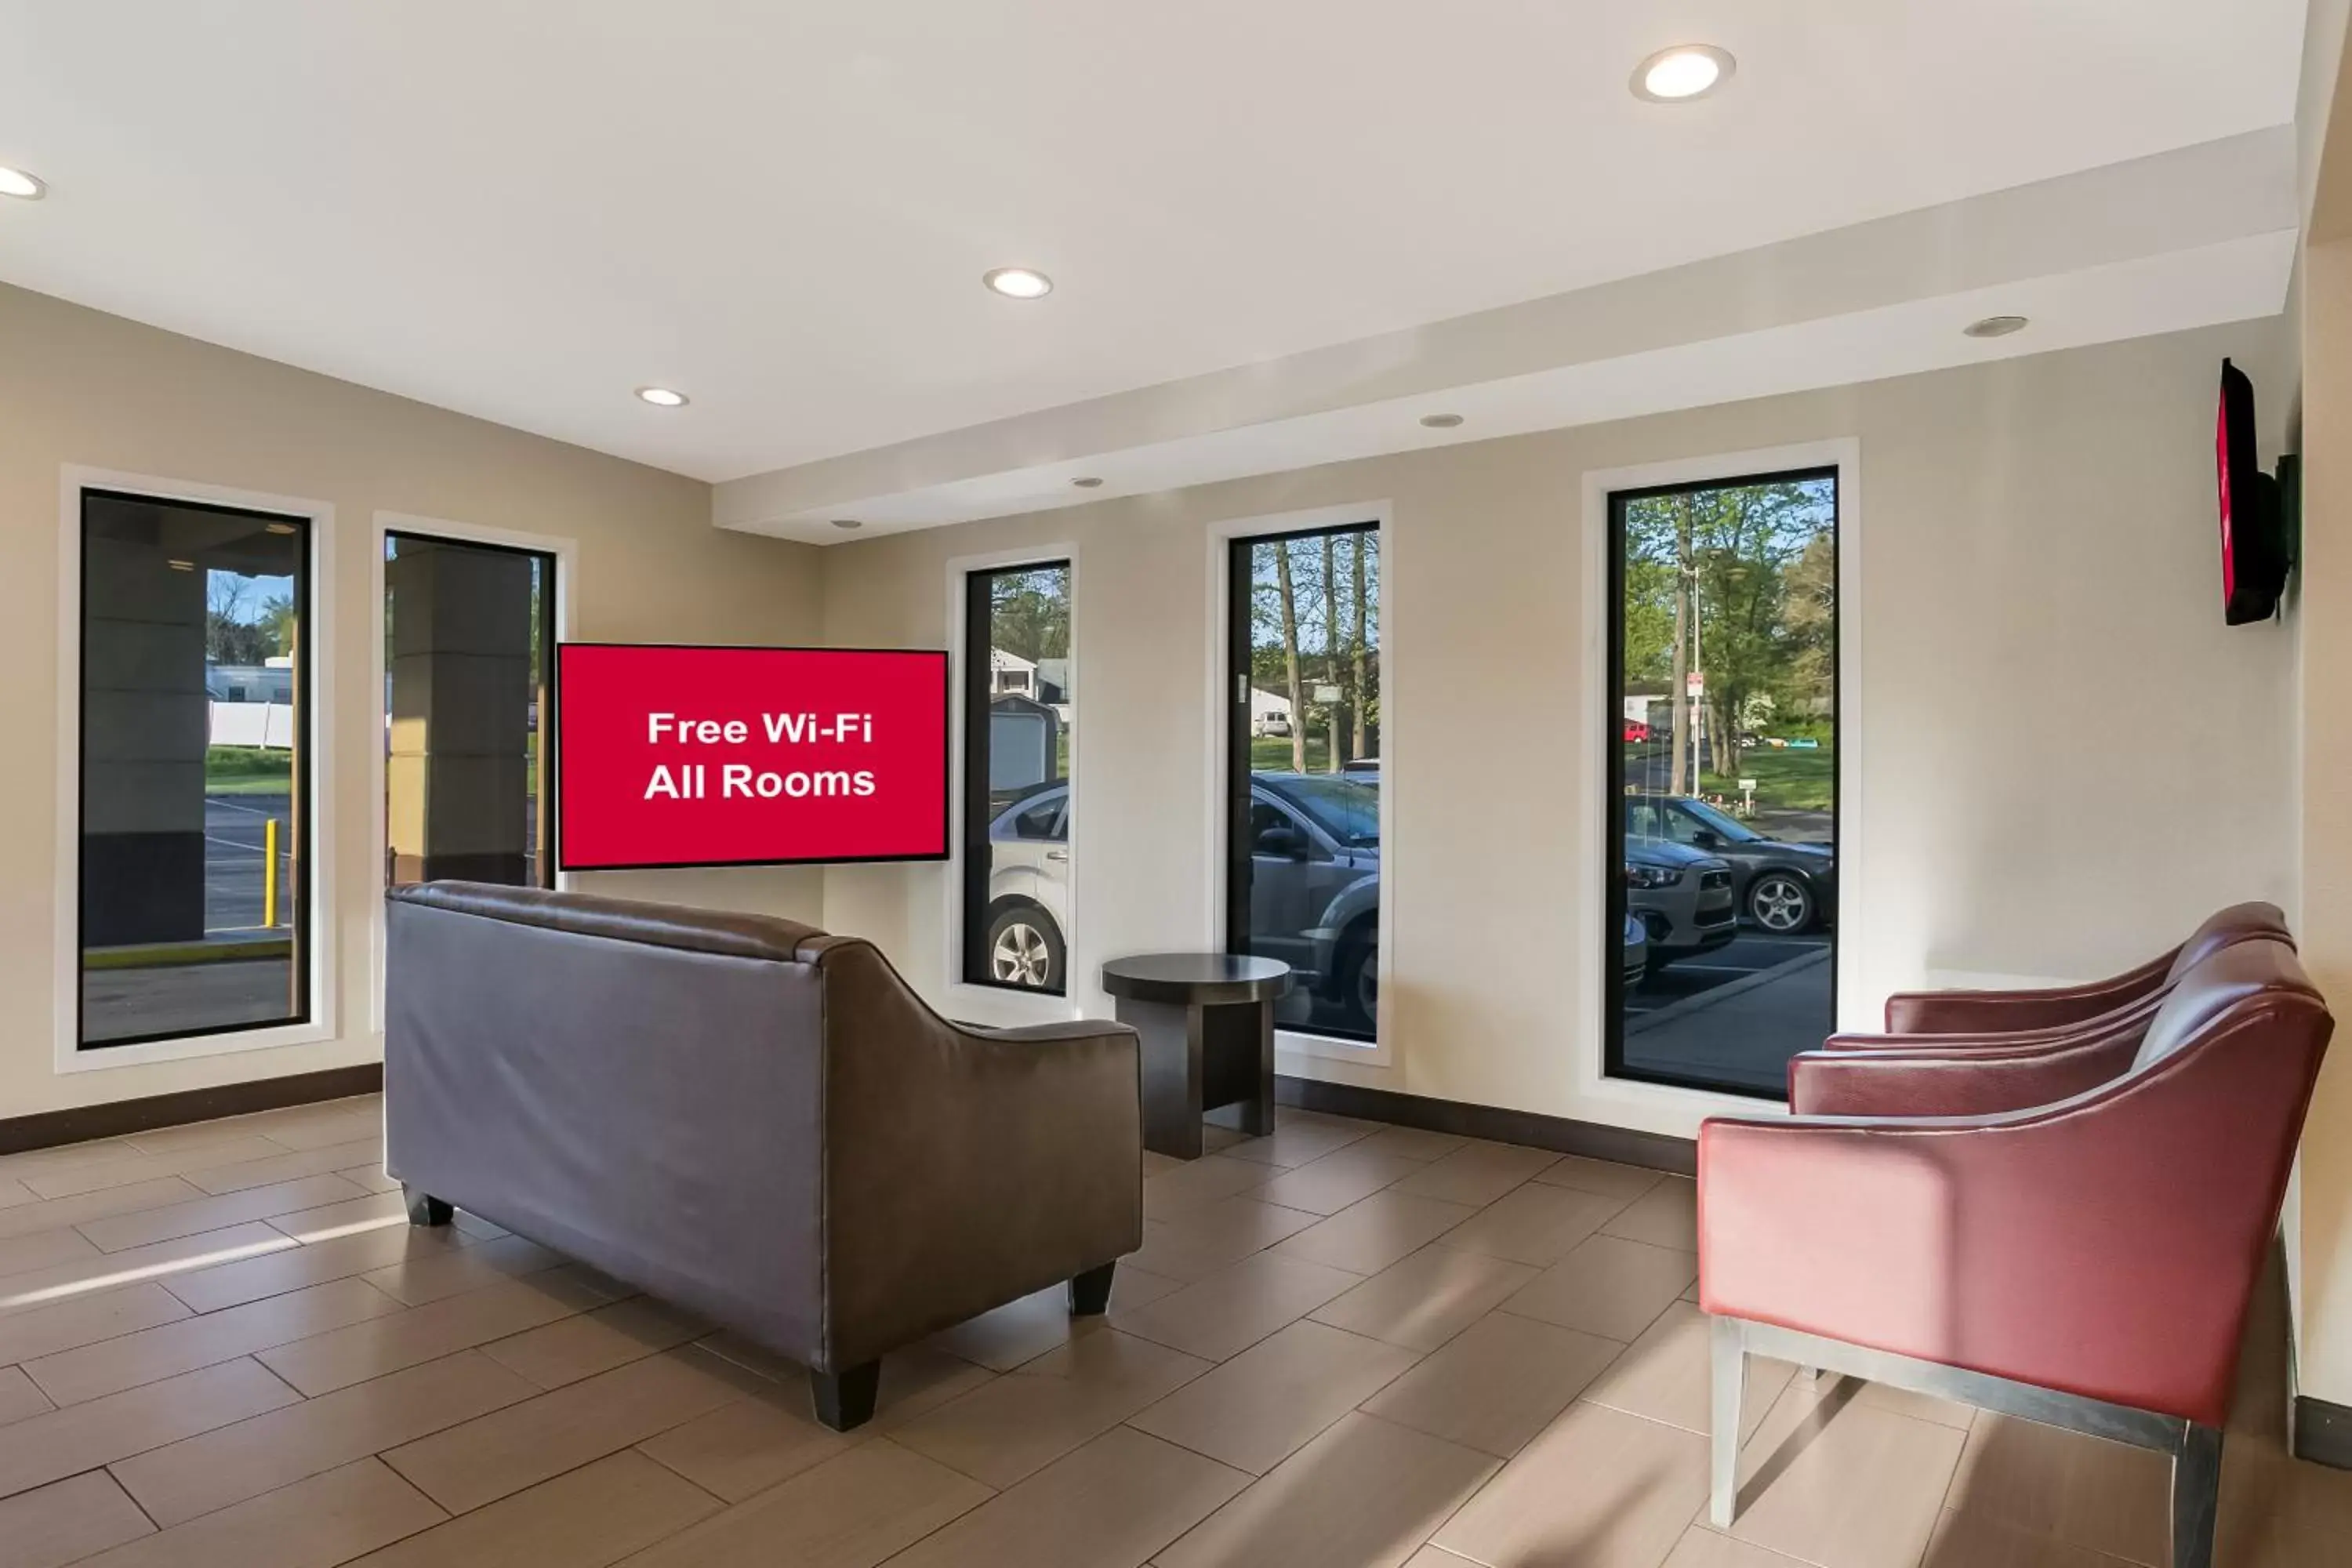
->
<box><xmin>1707</xmin><ymin>746</ymin><xmax>1834</xmax><ymax>812</ymax></box>
<box><xmin>1250</xmin><ymin>736</ymin><xmax>1348</xmax><ymax>774</ymax></box>
<box><xmin>205</xmin><ymin>746</ymin><xmax>295</xmax><ymax>796</ymax></box>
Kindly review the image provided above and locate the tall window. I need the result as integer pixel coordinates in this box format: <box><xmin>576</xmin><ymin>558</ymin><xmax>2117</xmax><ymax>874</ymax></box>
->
<box><xmin>960</xmin><ymin>562</ymin><xmax>1073</xmax><ymax>992</ymax></box>
<box><xmin>1607</xmin><ymin>469</ymin><xmax>1838</xmax><ymax>1095</ymax></box>
<box><xmin>1225</xmin><ymin>523</ymin><xmax>1381</xmax><ymax>1040</ymax></box>
<box><xmin>384</xmin><ymin>532</ymin><xmax>557</xmax><ymax>889</ymax></box>
<box><xmin>79</xmin><ymin>490</ymin><xmax>311</xmax><ymax>1048</ymax></box>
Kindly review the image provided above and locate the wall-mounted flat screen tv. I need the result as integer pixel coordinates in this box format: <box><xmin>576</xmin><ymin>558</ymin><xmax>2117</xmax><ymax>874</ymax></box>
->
<box><xmin>2217</xmin><ymin>358</ymin><xmax>2288</xmax><ymax>626</ymax></box>
<box><xmin>556</xmin><ymin>643</ymin><xmax>949</xmax><ymax>870</ymax></box>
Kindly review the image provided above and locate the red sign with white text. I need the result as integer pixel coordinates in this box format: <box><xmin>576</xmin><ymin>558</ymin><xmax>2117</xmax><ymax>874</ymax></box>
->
<box><xmin>557</xmin><ymin>644</ymin><xmax>949</xmax><ymax>869</ymax></box>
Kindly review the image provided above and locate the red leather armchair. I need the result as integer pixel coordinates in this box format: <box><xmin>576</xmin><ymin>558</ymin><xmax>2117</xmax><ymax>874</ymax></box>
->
<box><xmin>1876</xmin><ymin>900</ymin><xmax>2289</xmax><ymax>1034</ymax></box>
<box><xmin>1700</xmin><ymin>939</ymin><xmax>2329</xmax><ymax>1568</ymax></box>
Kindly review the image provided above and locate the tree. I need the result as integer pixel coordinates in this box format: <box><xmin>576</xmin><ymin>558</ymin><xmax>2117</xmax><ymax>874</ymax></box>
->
<box><xmin>1272</xmin><ymin>542</ymin><xmax>1306</xmax><ymax>772</ymax></box>
<box><xmin>1621</xmin><ymin>478</ymin><xmax>1835</xmax><ymax>794</ymax></box>
<box><xmin>1348</xmin><ymin>532</ymin><xmax>1370</xmax><ymax>761</ymax></box>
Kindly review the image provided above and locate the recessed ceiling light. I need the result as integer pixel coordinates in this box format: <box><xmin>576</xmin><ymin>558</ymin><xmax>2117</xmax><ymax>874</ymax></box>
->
<box><xmin>0</xmin><ymin>165</ymin><xmax>47</xmax><ymax>200</ymax></box>
<box><xmin>830</xmin><ymin>518</ymin><xmax>863</xmax><ymax>531</ymax></box>
<box><xmin>167</xmin><ymin>559</ymin><xmax>195</xmax><ymax>572</ymax></box>
<box><xmin>982</xmin><ymin>267</ymin><xmax>1054</xmax><ymax>300</ymax></box>
<box><xmin>635</xmin><ymin>386</ymin><xmax>689</xmax><ymax>408</ymax></box>
<box><xmin>1963</xmin><ymin>315</ymin><xmax>2030</xmax><ymax>339</ymax></box>
<box><xmin>1632</xmin><ymin>45</ymin><xmax>1734</xmax><ymax>103</ymax></box>
<box><xmin>1071</xmin><ymin>476</ymin><xmax>1104</xmax><ymax>488</ymax></box>
<box><xmin>1419</xmin><ymin>413</ymin><xmax>1465</xmax><ymax>429</ymax></box>
<box><xmin>264</xmin><ymin>522</ymin><xmax>298</xmax><ymax>535</ymax></box>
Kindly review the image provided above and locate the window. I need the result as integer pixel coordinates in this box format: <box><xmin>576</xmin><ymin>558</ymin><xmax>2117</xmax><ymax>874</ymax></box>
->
<box><xmin>78</xmin><ymin>489</ymin><xmax>312</xmax><ymax>1048</ymax></box>
<box><xmin>1225</xmin><ymin>522</ymin><xmax>1381</xmax><ymax>1040</ymax></box>
<box><xmin>960</xmin><ymin>562</ymin><xmax>1073</xmax><ymax>993</ymax></box>
<box><xmin>1607</xmin><ymin>469</ymin><xmax>1838</xmax><ymax>1095</ymax></box>
<box><xmin>383</xmin><ymin>532</ymin><xmax>557</xmax><ymax>889</ymax></box>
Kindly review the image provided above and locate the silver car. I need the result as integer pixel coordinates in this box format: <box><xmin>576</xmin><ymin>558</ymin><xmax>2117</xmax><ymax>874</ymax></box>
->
<box><xmin>1624</xmin><ymin>837</ymin><xmax>1737</xmax><ymax>973</ymax></box>
<box><xmin>979</xmin><ymin>786</ymin><xmax>1071</xmax><ymax>989</ymax></box>
<box><xmin>981</xmin><ymin>775</ymin><xmax>1384</xmax><ymax>1025</ymax></box>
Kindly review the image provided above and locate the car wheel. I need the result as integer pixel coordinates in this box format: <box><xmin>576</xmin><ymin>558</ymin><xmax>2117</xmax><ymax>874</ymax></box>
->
<box><xmin>1748</xmin><ymin>873</ymin><xmax>1813</xmax><ymax>933</ymax></box>
<box><xmin>1337</xmin><ymin>936</ymin><xmax>1377</xmax><ymax>1029</ymax></box>
<box><xmin>986</xmin><ymin>906</ymin><xmax>1064</xmax><ymax>989</ymax></box>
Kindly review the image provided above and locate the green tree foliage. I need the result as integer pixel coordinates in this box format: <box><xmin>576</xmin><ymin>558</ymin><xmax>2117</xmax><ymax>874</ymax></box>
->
<box><xmin>989</xmin><ymin>568</ymin><xmax>1070</xmax><ymax>662</ymax></box>
<box><xmin>1623</xmin><ymin>479</ymin><xmax>1834</xmax><ymax>789</ymax></box>
<box><xmin>1247</xmin><ymin>532</ymin><xmax>1379</xmax><ymax>770</ymax></box>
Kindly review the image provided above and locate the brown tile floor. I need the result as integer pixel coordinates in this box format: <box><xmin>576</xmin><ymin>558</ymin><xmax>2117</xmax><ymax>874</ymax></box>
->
<box><xmin>0</xmin><ymin>1094</ymin><xmax>2344</xmax><ymax>1567</ymax></box>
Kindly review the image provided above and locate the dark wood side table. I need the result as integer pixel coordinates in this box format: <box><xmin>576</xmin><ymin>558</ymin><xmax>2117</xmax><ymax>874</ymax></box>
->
<box><xmin>1100</xmin><ymin>953</ymin><xmax>1294</xmax><ymax>1160</ymax></box>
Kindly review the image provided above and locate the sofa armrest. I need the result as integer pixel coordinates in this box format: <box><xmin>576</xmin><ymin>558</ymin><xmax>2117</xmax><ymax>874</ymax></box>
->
<box><xmin>1787</xmin><ymin>1029</ymin><xmax>2143</xmax><ymax>1116</ymax></box>
<box><xmin>811</xmin><ymin>942</ymin><xmax>1144</xmax><ymax>1368</ymax></box>
<box><xmin>977</xmin><ymin>1019</ymin><xmax>1139</xmax><ymax>1045</ymax></box>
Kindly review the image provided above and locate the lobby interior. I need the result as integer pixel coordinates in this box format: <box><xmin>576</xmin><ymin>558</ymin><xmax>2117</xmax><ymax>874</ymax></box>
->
<box><xmin>8</xmin><ymin>5</ymin><xmax>2352</xmax><ymax>1567</ymax></box>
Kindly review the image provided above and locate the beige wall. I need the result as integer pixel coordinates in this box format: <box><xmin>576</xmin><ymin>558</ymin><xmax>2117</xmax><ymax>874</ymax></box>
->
<box><xmin>2297</xmin><ymin>237</ymin><xmax>2352</xmax><ymax>1408</ymax></box>
<box><xmin>0</xmin><ymin>281</ymin><xmax>825</xmax><ymax>1120</ymax></box>
<box><xmin>821</xmin><ymin>318</ymin><xmax>2300</xmax><ymax>1141</ymax></box>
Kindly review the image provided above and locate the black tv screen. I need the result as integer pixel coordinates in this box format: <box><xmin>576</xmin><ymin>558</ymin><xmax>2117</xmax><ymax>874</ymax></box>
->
<box><xmin>2217</xmin><ymin>358</ymin><xmax>2286</xmax><ymax>626</ymax></box>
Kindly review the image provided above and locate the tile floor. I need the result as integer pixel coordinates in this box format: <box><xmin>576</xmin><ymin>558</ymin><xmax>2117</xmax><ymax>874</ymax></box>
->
<box><xmin>0</xmin><ymin>1094</ymin><xmax>2344</xmax><ymax>1567</ymax></box>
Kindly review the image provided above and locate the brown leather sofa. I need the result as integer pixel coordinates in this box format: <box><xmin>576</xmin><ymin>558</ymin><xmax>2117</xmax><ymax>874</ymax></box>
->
<box><xmin>1701</xmin><ymin>938</ymin><xmax>2332</xmax><ymax>1568</ymax></box>
<box><xmin>383</xmin><ymin>882</ymin><xmax>1143</xmax><ymax>1431</ymax></box>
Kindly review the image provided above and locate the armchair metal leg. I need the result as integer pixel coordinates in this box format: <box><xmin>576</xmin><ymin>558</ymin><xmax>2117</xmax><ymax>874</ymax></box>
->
<box><xmin>401</xmin><ymin>1185</ymin><xmax>452</xmax><ymax>1228</ymax></box>
<box><xmin>1710</xmin><ymin>1315</ymin><xmax>1744</xmax><ymax>1528</ymax></box>
<box><xmin>2170</xmin><ymin>1423</ymin><xmax>2223</xmax><ymax>1568</ymax></box>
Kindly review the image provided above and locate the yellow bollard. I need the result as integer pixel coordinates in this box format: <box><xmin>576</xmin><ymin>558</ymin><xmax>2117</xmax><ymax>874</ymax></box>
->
<box><xmin>263</xmin><ymin>818</ymin><xmax>279</xmax><ymax>929</ymax></box>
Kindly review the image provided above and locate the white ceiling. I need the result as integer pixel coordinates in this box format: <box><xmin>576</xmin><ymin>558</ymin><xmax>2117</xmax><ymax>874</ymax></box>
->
<box><xmin>0</xmin><ymin>1</ymin><xmax>2311</xmax><ymax>513</ymax></box>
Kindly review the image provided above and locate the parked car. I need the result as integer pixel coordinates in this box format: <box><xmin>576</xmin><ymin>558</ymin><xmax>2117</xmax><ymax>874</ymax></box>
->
<box><xmin>1253</xmin><ymin>712</ymin><xmax>1293</xmax><ymax>738</ymax></box>
<box><xmin>1244</xmin><ymin>772</ymin><xmax>1380</xmax><ymax>1027</ymax></box>
<box><xmin>979</xmin><ymin>783</ymin><xmax>1073</xmax><ymax>989</ymax></box>
<box><xmin>1624</xmin><ymin>837</ymin><xmax>1737</xmax><ymax>971</ymax></box>
<box><xmin>984</xmin><ymin>771</ymin><xmax>1384</xmax><ymax>1027</ymax></box>
<box><xmin>1621</xmin><ymin>910</ymin><xmax>1650</xmax><ymax>989</ymax></box>
<box><xmin>1621</xmin><ymin>720</ymin><xmax>1650</xmax><ymax>743</ymax></box>
<box><xmin>1624</xmin><ymin>793</ymin><xmax>1835</xmax><ymax>934</ymax></box>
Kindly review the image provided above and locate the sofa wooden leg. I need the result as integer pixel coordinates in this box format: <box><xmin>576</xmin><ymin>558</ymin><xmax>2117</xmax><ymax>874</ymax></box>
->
<box><xmin>401</xmin><ymin>1185</ymin><xmax>452</xmax><ymax>1228</ymax></box>
<box><xmin>1069</xmin><ymin>1262</ymin><xmax>1117</xmax><ymax>1316</ymax></box>
<box><xmin>811</xmin><ymin>1362</ymin><xmax>881</xmax><ymax>1432</ymax></box>
<box><xmin>2171</xmin><ymin>1422</ymin><xmax>2223</xmax><ymax>1568</ymax></box>
<box><xmin>1709</xmin><ymin>1315</ymin><xmax>1744</xmax><ymax>1529</ymax></box>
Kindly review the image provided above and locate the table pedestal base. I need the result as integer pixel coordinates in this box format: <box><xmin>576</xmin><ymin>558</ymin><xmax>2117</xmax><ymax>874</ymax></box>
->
<box><xmin>1116</xmin><ymin>995</ymin><xmax>1276</xmax><ymax>1159</ymax></box>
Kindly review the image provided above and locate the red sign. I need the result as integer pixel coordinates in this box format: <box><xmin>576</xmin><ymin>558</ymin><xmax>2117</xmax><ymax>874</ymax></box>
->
<box><xmin>556</xmin><ymin>644</ymin><xmax>949</xmax><ymax>870</ymax></box>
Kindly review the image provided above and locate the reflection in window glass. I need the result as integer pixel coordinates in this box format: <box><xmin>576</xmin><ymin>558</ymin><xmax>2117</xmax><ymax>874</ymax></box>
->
<box><xmin>960</xmin><ymin>562</ymin><xmax>1073</xmax><ymax>993</ymax></box>
<box><xmin>384</xmin><ymin>533</ymin><xmax>556</xmax><ymax>890</ymax></box>
<box><xmin>1609</xmin><ymin>470</ymin><xmax>1838</xmax><ymax>1096</ymax></box>
<box><xmin>1226</xmin><ymin>524</ymin><xmax>1381</xmax><ymax>1040</ymax></box>
<box><xmin>80</xmin><ymin>491</ymin><xmax>310</xmax><ymax>1047</ymax></box>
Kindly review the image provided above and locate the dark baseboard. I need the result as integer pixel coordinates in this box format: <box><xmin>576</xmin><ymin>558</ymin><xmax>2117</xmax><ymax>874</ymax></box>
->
<box><xmin>2296</xmin><ymin>1396</ymin><xmax>2352</xmax><ymax>1470</ymax></box>
<box><xmin>1274</xmin><ymin>1075</ymin><xmax>1696</xmax><ymax>1176</ymax></box>
<box><xmin>0</xmin><ymin>1064</ymin><xmax>383</xmax><ymax>1156</ymax></box>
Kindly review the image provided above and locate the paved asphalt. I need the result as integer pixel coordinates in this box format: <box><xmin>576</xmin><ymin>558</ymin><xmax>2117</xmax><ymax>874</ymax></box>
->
<box><xmin>205</xmin><ymin>792</ymin><xmax>293</xmax><ymax>931</ymax></box>
<box><xmin>1624</xmin><ymin>931</ymin><xmax>1831</xmax><ymax>1015</ymax></box>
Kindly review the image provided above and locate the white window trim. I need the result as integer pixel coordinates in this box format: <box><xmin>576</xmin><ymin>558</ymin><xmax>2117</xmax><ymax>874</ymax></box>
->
<box><xmin>54</xmin><ymin>466</ymin><xmax>339</xmax><ymax>1073</ymax></box>
<box><xmin>942</xmin><ymin>542</ymin><xmax>1084</xmax><ymax>1026</ymax></box>
<box><xmin>1203</xmin><ymin>502</ymin><xmax>1396</xmax><ymax>1072</ymax></box>
<box><xmin>1572</xmin><ymin>438</ymin><xmax>1864</xmax><ymax>1131</ymax></box>
<box><xmin>365</xmin><ymin>513</ymin><xmax>580</xmax><ymax>1036</ymax></box>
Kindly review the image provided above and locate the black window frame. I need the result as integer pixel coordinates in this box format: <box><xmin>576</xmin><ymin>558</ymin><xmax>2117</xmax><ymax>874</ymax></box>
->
<box><xmin>960</xmin><ymin>559</ymin><xmax>1074</xmax><ymax>994</ymax></box>
<box><xmin>1603</xmin><ymin>465</ymin><xmax>1840</xmax><ymax>1097</ymax></box>
<box><xmin>383</xmin><ymin>528</ymin><xmax>561</xmax><ymax>892</ymax></box>
<box><xmin>77</xmin><ymin>487</ymin><xmax>315</xmax><ymax>1051</ymax></box>
<box><xmin>1224</xmin><ymin>518</ymin><xmax>1381</xmax><ymax>1044</ymax></box>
